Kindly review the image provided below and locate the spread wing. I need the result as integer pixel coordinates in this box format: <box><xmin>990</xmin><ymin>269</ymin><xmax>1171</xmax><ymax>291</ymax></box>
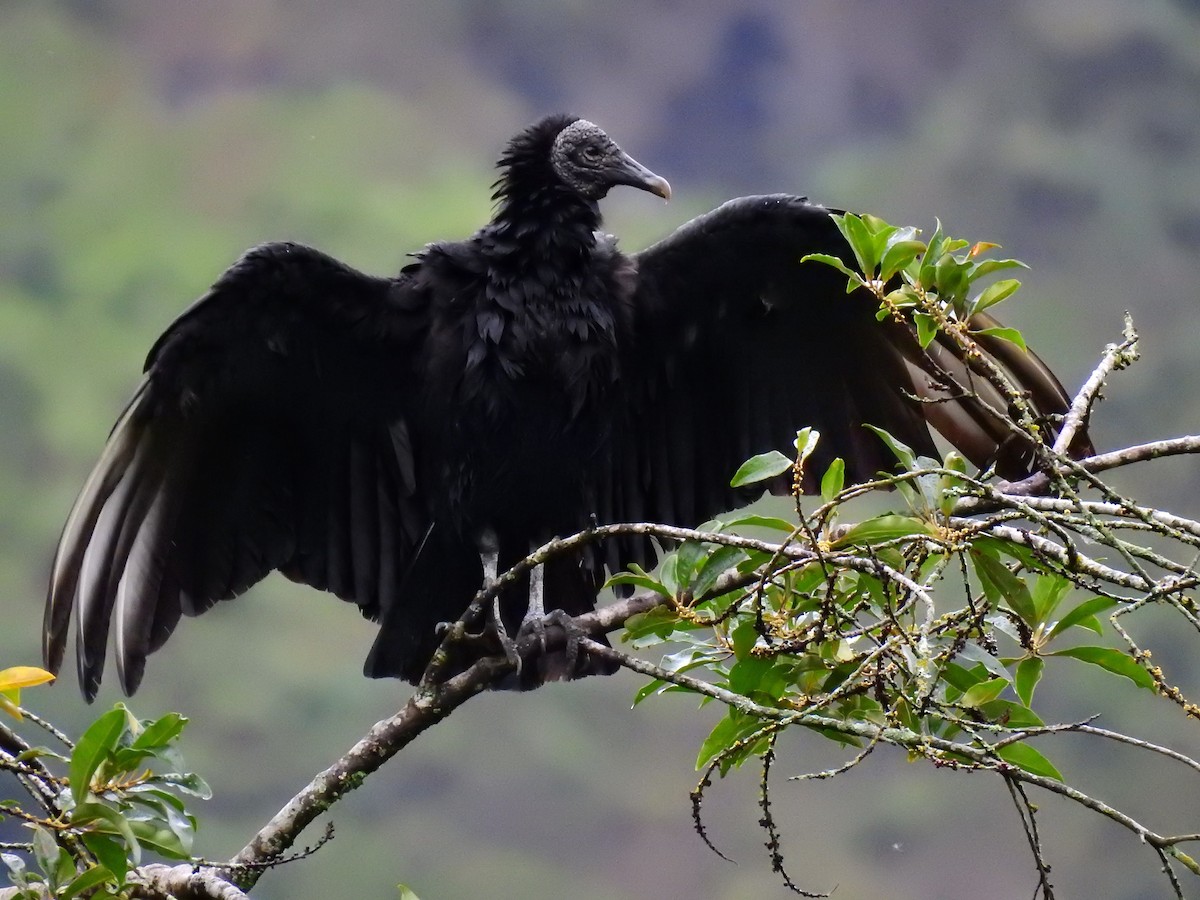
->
<box><xmin>44</xmin><ymin>242</ymin><xmax>431</xmax><ymax>699</ymax></box>
<box><xmin>595</xmin><ymin>195</ymin><xmax>1092</xmax><ymax>571</ymax></box>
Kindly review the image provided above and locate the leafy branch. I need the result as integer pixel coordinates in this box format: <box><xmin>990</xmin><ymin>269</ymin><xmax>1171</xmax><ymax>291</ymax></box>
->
<box><xmin>0</xmin><ymin>669</ymin><xmax>207</xmax><ymax>899</ymax></box>
<box><xmin>611</xmin><ymin>216</ymin><xmax>1200</xmax><ymax>897</ymax></box>
<box><xmin>6</xmin><ymin>215</ymin><xmax>1200</xmax><ymax>898</ymax></box>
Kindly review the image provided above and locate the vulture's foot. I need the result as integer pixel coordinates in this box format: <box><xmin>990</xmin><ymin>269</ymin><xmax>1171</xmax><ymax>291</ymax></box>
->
<box><xmin>432</xmin><ymin>597</ymin><xmax>521</xmax><ymax>671</ymax></box>
<box><xmin>516</xmin><ymin>607</ymin><xmax>585</xmax><ymax>678</ymax></box>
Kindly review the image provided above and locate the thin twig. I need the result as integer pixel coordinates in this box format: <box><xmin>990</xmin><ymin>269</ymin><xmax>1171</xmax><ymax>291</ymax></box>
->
<box><xmin>1053</xmin><ymin>314</ymin><xmax>1137</xmax><ymax>455</ymax></box>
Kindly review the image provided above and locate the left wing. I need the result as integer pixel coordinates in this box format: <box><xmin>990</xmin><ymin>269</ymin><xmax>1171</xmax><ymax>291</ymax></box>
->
<box><xmin>593</xmin><ymin>195</ymin><xmax>1090</xmax><ymax>572</ymax></box>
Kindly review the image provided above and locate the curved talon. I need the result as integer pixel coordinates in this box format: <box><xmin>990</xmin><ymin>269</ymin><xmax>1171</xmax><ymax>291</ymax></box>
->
<box><xmin>516</xmin><ymin>608</ymin><xmax>586</xmax><ymax>680</ymax></box>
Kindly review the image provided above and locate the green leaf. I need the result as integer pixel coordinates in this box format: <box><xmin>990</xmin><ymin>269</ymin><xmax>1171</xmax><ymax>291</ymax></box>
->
<box><xmin>973</xmin><ymin>535</ymin><xmax>1043</xmax><ymax>570</ymax></box>
<box><xmin>820</xmin><ymin>457</ymin><xmax>845</xmax><ymax>503</ymax></box>
<box><xmin>979</xmin><ymin>699</ymin><xmax>1044</xmax><ymax>729</ymax></box>
<box><xmin>1</xmin><ymin>852</ymin><xmax>26</xmax><ymax>880</ymax></box>
<box><xmin>938</xmin><ymin>451</ymin><xmax>968</xmax><ymax>514</ymax></box>
<box><xmin>660</xmin><ymin>646</ymin><xmax>719</xmax><ymax>676</ymax></box>
<box><xmin>793</xmin><ymin>427</ymin><xmax>820</xmax><ymax>470</ymax></box>
<box><xmin>972</xmin><ymin>325</ymin><xmax>1027</xmax><ymax>351</ymax></box>
<box><xmin>892</xmin><ymin>696</ymin><xmax>918</xmax><ymax>733</ymax></box>
<box><xmin>863</xmin><ymin>425</ymin><xmax>917</xmax><ymax>470</ymax></box>
<box><xmin>1049</xmin><ymin>646</ymin><xmax>1155</xmax><ymax>690</ymax></box>
<box><xmin>148</xmin><ymin>772</ymin><xmax>212</xmax><ymax>800</ymax></box>
<box><xmin>829</xmin><ymin>515</ymin><xmax>933</xmax><ymax>548</ymax></box>
<box><xmin>996</xmin><ymin>741</ymin><xmax>1062</xmax><ymax>780</ymax></box>
<box><xmin>1046</xmin><ymin>597</ymin><xmax>1117</xmax><ymax>640</ymax></box>
<box><xmin>623</xmin><ymin>606</ymin><xmax>688</xmax><ymax>645</ymax></box>
<box><xmin>959</xmin><ymin>677</ymin><xmax>1008</xmax><ymax>708</ymax></box>
<box><xmin>934</xmin><ymin>254</ymin><xmax>970</xmax><ymax>301</ymax></box>
<box><xmin>721</xmin><ymin>513</ymin><xmax>797</xmax><ymax>533</ymax></box>
<box><xmin>696</xmin><ymin>710</ymin><xmax>761</xmax><ymax>771</ymax></box>
<box><xmin>70</xmin><ymin>706</ymin><xmax>128</xmax><ymax>804</ymax></box>
<box><xmin>957</xmin><ymin>643</ymin><xmax>1013</xmax><ymax>681</ymax></box>
<box><xmin>972</xmin><ymin>278</ymin><xmax>1022</xmax><ymax>314</ymax></box>
<box><xmin>60</xmin><ymin>865</ymin><xmax>115</xmax><ymax>899</ymax></box>
<box><xmin>74</xmin><ymin>803</ymin><xmax>140</xmax><ymax>866</ymax></box>
<box><xmin>1030</xmin><ymin>573</ymin><xmax>1073</xmax><ymax>624</ymax></box>
<box><xmin>728</xmin><ymin>657</ymin><xmax>776</xmax><ymax>697</ymax></box>
<box><xmin>128</xmin><ymin>820</ymin><xmax>189</xmax><ymax>859</ymax></box>
<box><xmin>860</xmin><ymin>213</ymin><xmax>893</xmax><ymax>236</ymax></box>
<box><xmin>800</xmin><ymin>252</ymin><xmax>860</xmax><ymax>282</ymax></box>
<box><xmin>632</xmin><ymin>678</ymin><xmax>669</xmax><ymax>705</ymax></box>
<box><xmin>131</xmin><ymin>712</ymin><xmax>187</xmax><ymax>752</ymax></box>
<box><xmin>31</xmin><ymin>825</ymin><xmax>60</xmax><ymax>885</ymax></box>
<box><xmin>691</xmin><ymin>545</ymin><xmax>749</xmax><ymax>599</ymax></box>
<box><xmin>970</xmin><ymin>258</ymin><xmax>1028</xmax><ymax>279</ymax></box>
<box><xmin>604</xmin><ymin>567</ymin><xmax>671</xmax><ymax>598</ymax></box>
<box><xmin>914</xmin><ymin>312</ymin><xmax>939</xmax><ymax>348</ymax></box>
<box><xmin>125</xmin><ymin>785</ymin><xmax>188</xmax><ymax>813</ymax></box>
<box><xmin>942</xmin><ymin>451</ymin><xmax>968</xmax><ymax>476</ymax></box>
<box><xmin>919</xmin><ymin>220</ymin><xmax>945</xmax><ymax>285</ymax></box>
<box><xmin>833</xmin><ymin>213</ymin><xmax>878</xmax><ymax>274</ymax></box>
<box><xmin>883</xmin><ymin>285</ymin><xmax>919</xmax><ymax>309</ymax></box>
<box><xmin>941</xmin><ymin>662</ymin><xmax>988</xmax><ymax>694</ymax></box>
<box><xmin>662</xmin><ymin>542</ymin><xmax>707</xmax><ymax>594</ymax></box>
<box><xmin>397</xmin><ymin>885</ymin><xmax>423</xmax><ymax>900</ymax></box>
<box><xmin>1014</xmin><ymin>657</ymin><xmax>1044</xmax><ymax>707</ymax></box>
<box><xmin>879</xmin><ymin>237</ymin><xmax>925</xmax><ymax>282</ymax></box>
<box><xmin>730</xmin><ymin>620</ymin><xmax>758</xmax><ymax>661</ymax></box>
<box><xmin>730</xmin><ymin>450</ymin><xmax>792</xmax><ymax>488</ymax></box>
<box><xmin>970</xmin><ymin>549</ymin><xmax>1037</xmax><ymax>625</ymax></box>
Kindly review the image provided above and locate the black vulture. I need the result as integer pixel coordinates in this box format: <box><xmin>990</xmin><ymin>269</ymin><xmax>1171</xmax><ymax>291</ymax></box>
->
<box><xmin>43</xmin><ymin>114</ymin><xmax>1092</xmax><ymax>699</ymax></box>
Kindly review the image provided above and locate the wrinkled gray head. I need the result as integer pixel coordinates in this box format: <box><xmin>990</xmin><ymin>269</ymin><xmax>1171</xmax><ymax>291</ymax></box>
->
<box><xmin>549</xmin><ymin>119</ymin><xmax>671</xmax><ymax>201</ymax></box>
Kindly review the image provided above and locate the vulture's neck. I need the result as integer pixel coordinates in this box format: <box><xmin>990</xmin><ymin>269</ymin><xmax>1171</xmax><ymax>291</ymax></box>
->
<box><xmin>486</xmin><ymin>164</ymin><xmax>601</xmax><ymax>280</ymax></box>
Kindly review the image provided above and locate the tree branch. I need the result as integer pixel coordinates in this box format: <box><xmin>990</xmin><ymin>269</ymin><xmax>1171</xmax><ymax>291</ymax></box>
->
<box><xmin>28</xmin><ymin>421</ymin><xmax>1194</xmax><ymax>899</ymax></box>
<box><xmin>1052</xmin><ymin>313</ymin><xmax>1138</xmax><ymax>455</ymax></box>
<box><xmin>227</xmin><ymin>655</ymin><xmax>510</xmax><ymax>890</ymax></box>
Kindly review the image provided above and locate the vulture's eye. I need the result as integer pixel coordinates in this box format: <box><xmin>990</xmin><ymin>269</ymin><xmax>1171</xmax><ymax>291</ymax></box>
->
<box><xmin>582</xmin><ymin>145</ymin><xmax>602</xmax><ymax>162</ymax></box>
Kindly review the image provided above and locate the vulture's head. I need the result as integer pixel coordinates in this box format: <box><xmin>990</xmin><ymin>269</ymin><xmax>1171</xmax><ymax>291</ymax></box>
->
<box><xmin>495</xmin><ymin>115</ymin><xmax>671</xmax><ymax>206</ymax></box>
<box><xmin>549</xmin><ymin>118</ymin><xmax>671</xmax><ymax>201</ymax></box>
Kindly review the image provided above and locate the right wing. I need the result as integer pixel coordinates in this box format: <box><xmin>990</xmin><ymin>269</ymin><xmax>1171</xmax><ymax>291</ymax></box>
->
<box><xmin>44</xmin><ymin>242</ymin><xmax>433</xmax><ymax>699</ymax></box>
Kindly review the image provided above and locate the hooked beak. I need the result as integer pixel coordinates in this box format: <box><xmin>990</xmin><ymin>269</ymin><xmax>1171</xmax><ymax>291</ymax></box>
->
<box><xmin>612</xmin><ymin>151</ymin><xmax>672</xmax><ymax>201</ymax></box>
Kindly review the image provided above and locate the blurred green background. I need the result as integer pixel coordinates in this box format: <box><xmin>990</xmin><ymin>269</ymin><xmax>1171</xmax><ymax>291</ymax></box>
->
<box><xmin>3</xmin><ymin>1</ymin><xmax>1200</xmax><ymax>897</ymax></box>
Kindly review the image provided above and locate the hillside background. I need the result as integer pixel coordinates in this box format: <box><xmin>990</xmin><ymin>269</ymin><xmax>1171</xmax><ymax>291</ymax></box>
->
<box><xmin>2</xmin><ymin>2</ymin><xmax>1200</xmax><ymax>898</ymax></box>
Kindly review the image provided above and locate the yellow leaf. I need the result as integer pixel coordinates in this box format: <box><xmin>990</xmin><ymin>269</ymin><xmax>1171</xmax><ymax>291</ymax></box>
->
<box><xmin>0</xmin><ymin>692</ymin><xmax>23</xmax><ymax>721</ymax></box>
<box><xmin>0</xmin><ymin>666</ymin><xmax>55</xmax><ymax>691</ymax></box>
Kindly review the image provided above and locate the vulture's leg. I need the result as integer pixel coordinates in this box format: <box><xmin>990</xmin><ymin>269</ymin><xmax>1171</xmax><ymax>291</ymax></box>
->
<box><xmin>435</xmin><ymin>527</ymin><xmax>514</xmax><ymax>651</ymax></box>
<box><xmin>477</xmin><ymin>527</ymin><xmax>503</xmax><ymax>635</ymax></box>
<box><xmin>527</xmin><ymin>557</ymin><xmax>545</xmax><ymax>621</ymax></box>
<box><xmin>516</xmin><ymin>540</ymin><xmax>583</xmax><ymax>678</ymax></box>
<box><xmin>476</xmin><ymin>527</ymin><xmax>522</xmax><ymax>670</ymax></box>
